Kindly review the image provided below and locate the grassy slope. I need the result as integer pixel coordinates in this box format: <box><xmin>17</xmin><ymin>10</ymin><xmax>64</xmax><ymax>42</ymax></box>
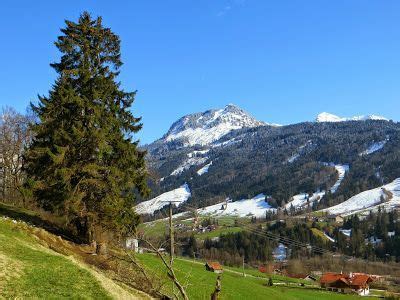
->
<box><xmin>139</xmin><ymin>215</ymin><xmax>246</xmax><ymax>240</ymax></box>
<box><xmin>222</xmin><ymin>265</ymin><xmax>310</xmax><ymax>284</ymax></box>
<box><xmin>311</xmin><ymin>227</ymin><xmax>331</xmax><ymax>243</ymax></box>
<box><xmin>0</xmin><ymin>217</ymin><xmax>112</xmax><ymax>299</ymax></box>
<box><xmin>137</xmin><ymin>253</ymin><xmax>368</xmax><ymax>300</ymax></box>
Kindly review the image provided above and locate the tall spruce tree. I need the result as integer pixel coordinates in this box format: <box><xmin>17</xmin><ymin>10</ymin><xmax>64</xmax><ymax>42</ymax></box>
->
<box><xmin>24</xmin><ymin>12</ymin><xmax>148</xmax><ymax>248</ymax></box>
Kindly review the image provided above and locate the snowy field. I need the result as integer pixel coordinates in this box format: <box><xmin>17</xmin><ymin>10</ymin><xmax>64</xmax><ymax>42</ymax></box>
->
<box><xmin>197</xmin><ymin>194</ymin><xmax>276</xmax><ymax>218</ymax></box>
<box><xmin>285</xmin><ymin>191</ymin><xmax>326</xmax><ymax>210</ymax></box>
<box><xmin>339</xmin><ymin>229</ymin><xmax>352</xmax><ymax>237</ymax></box>
<box><xmin>324</xmin><ymin>232</ymin><xmax>336</xmax><ymax>242</ymax></box>
<box><xmin>135</xmin><ymin>184</ymin><xmax>191</xmax><ymax>215</ymax></box>
<box><xmin>170</xmin><ymin>156</ymin><xmax>208</xmax><ymax>176</ymax></box>
<box><xmin>287</xmin><ymin>153</ymin><xmax>300</xmax><ymax>163</ymax></box>
<box><xmin>287</xmin><ymin>140</ymin><xmax>313</xmax><ymax>163</ymax></box>
<box><xmin>197</xmin><ymin>161</ymin><xmax>212</xmax><ymax>176</ymax></box>
<box><xmin>330</xmin><ymin>164</ymin><xmax>349</xmax><ymax>193</ymax></box>
<box><xmin>284</xmin><ymin>164</ymin><xmax>348</xmax><ymax>210</ymax></box>
<box><xmin>187</xmin><ymin>149</ymin><xmax>210</xmax><ymax>158</ymax></box>
<box><xmin>359</xmin><ymin>139</ymin><xmax>388</xmax><ymax>156</ymax></box>
<box><xmin>321</xmin><ymin>178</ymin><xmax>400</xmax><ymax>216</ymax></box>
<box><xmin>211</xmin><ymin>138</ymin><xmax>242</xmax><ymax>148</ymax></box>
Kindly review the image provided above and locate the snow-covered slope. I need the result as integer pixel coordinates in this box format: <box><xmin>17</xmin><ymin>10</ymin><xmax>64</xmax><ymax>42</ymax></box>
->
<box><xmin>285</xmin><ymin>164</ymin><xmax>348</xmax><ymax>210</ymax></box>
<box><xmin>135</xmin><ymin>184</ymin><xmax>191</xmax><ymax>215</ymax></box>
<box><xmin>321</xmin><ymin>178</ymin><xmax>400</xmax><ymax>216</ymax></box>
<box><xmin>287</xmin><ymin>140</ymin><xmax>313</xmax><ymax>163</ymax></box>
<box><xmin>316</xmin><ymin>112</ymin><xmax>388</xmax><ymax>123</ymax></box>
<box><xmin>162</xmin><ymin>104</ymin><xmax>267</xmax><ymax>147</ymax></box>
<box><xmin>330</xmin><ymin>164</ymin><xmax>349</xmax><ymax>193</ymax></box>
<box><xmin>323</xmin><ymin>232</ymin><xmax>335</xmax><ymax>242</ymax></box>
<box><xmin>339</xmin><ymin>229</ymin><xmax>352</xmax><ymax>237</ymax></box>
<box><xmin>360</xmin><ymin>139</ymin><xmax>388</xmax><ymax>156</ymax></box>
<box><xmin>170</xmin><ymin>156</ymin><xmax>208</xmax><ymax>176</ymax></box>
<box><xmin>285</xmin><ymin>191</ymin><xmax>326</xmax><ymax>210</ymax></box>
<box><xmin>197</xmin><ymin>161</ymin><xmax>212</xmax><ymax>176</ymax></box>
<box><xmin>170</xmin><ymin>150</ymin><xmax>210</xmax><ymax>176</ymax></box>
<box><xmin>197</xmin><ymin>194</ymin><xmax>276</xmax><ymax>218</ymax></box>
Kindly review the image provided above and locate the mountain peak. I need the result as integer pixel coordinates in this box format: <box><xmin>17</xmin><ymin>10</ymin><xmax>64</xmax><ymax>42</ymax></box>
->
<box><xmin>316</xmin><ymin>112</ymin><xmax>388</xmax><ymax>123</ymax></box>
<box><xmin>162</xmin><ymin>104</ymin><xmax>266</xmax><ymax>147</ymax></box>
<box><xmin>316</xmin><ymin>112</ymin><xmax>343</xmax><ymax>122</ymax></box>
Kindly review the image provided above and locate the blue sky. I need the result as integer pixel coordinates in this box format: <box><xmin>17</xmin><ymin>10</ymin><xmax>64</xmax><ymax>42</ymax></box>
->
<box><xmin>1</xmin><ymin>1</ymin><xmax>399</xmax><ymax>144</ymax></box>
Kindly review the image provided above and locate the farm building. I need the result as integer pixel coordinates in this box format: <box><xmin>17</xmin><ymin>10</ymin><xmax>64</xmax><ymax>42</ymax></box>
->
<box><xmin>124</xmin><ymin>238</ymin><xmax>140</xmax><ymax>252</ymax></box>
<box><xmin>320</xmin><ymin>272</ymin><xmax>373</xmax><ymax>296</ymax></box>
<box><xmin>327</xmin><ymin>215</ymin><xmax>344</xmax><ymax>224</ymax></box>
<box><xmin>205</xmin><ymin>261</ymin><xmax>223</xmax><ymax>273</ymax></box>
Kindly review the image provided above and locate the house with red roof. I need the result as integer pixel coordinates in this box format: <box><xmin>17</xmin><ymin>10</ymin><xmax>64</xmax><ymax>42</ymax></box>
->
<box><xmin>320</xmin><ymin>272</ymin><xmax>373</xmax><ymax>296</ymax></box>
<box><xmin>349</xmin><ymin>273</ymin><xmax>374</xmax><ymax>296</ymax></box>
<box><xmin>205</xmin><ymin>261</ymin><xmax>223</xmax><ymax>273</ymax></box>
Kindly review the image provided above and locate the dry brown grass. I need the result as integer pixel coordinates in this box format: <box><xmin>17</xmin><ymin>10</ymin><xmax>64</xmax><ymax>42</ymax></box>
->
<box><xmin>0</xmin><ymin>252</ymin><xmax>23</xmax><ymax>292</ymax></box>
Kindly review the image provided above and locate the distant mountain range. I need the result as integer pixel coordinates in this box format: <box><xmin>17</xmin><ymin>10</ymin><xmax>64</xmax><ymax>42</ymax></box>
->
<box><xmin>316</xmin><ymin>112</ymin><xmax>389</xmax><ymax>123</ymax></box>
<box><xmin>140</xmin><ymin>104</ymin><xmax>400</xmax><ymax>219</ymax></box>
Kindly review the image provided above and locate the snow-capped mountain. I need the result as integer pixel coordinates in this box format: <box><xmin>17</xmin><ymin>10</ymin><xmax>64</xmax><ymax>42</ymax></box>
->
<box><xmin>161</xmin><ymin>104</ymin><xmax>268</xmax><ymax>147</ymax></box>
<box><xmin>141</xmin><ymin>103</ymin><xmax>399</xmax><ymax>220</ymax></box>
<box><xmin>316</xmin><ymin>112</ymin><xmax>388</xmax><ymax>123</ymax></box>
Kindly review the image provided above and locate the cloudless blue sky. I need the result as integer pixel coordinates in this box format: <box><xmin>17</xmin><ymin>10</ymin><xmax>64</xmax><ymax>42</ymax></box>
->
<box><xmin>1</xmin><ymin>1</ymin><xmax>399</xmax><ymax>144</ymax></box>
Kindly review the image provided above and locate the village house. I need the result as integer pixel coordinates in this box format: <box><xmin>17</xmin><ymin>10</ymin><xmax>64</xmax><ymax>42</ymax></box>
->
<box><xmin>327</xmin><ymin>214</ymin><xmax>344</xmax><ymax>224</ymax></box>
<box><xmin>205</xmin><ymin>261</ymin><xmax>223</xmax><ymax>274</ymax></box>
<box><xmin>124</xmin><ymin>238</ymin><xmax>142</xmax><ymax>253</ymax></box>
<box><xmin>320</xmin><ymin>272</ymin><xmax>373</xmax><ymax>296</ymax></box>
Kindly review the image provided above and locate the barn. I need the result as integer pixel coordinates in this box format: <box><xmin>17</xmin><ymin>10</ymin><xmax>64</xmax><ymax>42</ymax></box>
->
<box><xmin>205</xmin><ymin>261</ymin><xmax>223</xmax><ymax>273</ymax></box>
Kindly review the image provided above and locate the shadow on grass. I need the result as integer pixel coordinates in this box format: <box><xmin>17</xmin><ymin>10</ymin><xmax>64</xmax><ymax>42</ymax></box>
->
<box><xmin>0</xmin><ymin>202</ymin><xmax>85</xmax><ymax>244</ymax></box>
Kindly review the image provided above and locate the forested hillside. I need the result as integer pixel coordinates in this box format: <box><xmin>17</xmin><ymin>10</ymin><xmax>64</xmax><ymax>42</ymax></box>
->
<box><xmin>142</xmin><ymin>111</ymin><xmax>400</xmax><ymax>217</ymax></box>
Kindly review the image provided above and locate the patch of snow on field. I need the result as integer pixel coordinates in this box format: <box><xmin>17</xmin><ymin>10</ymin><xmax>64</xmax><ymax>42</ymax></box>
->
<box><xmin>287</xmin><ymin>140</ymin><xmax>313</xmax><ymax>163</ymax></box>
<box><xmin>187</xmin><ymin>149</ymin><xmax>209</xmax><ymax>158</ymax></box>
<box><xmin>324</xmin><ymin>232</ymin><xmax>336</xmax><ymax>242</ymax></box>
<box><xmin>339</xmin><ymin>229</ymin><xmax>352</xmax><ymax>237</ymax></box>
<box><xmin>284</xmin><ymin>164</ymin><xmax>348</xmax><ymax>211</ymax></box>
<box><xmin>212</xmin><ymin>138</ymin><xmax>242</xmax><ymax>148</ymax></box>
<box><xmin>135</xmin><ymin>184</ymin><xmax>191</xmax><ymax>215</ymax></box>
<box><xmin>170</xmin><ymin>157</ymin><xmax>208</xmax><ymax>176</ymax></box>
<box><xmin>330</xmin><ymin>164</ymin><xmax>349</xmax><ymax>193</ymax></box>
<box><xmin>285</xmin><ymin>191</ymin><xmax>326</xmax><ymax>210</ymax></box>
<box><xmin>321</xmin><ymin>178</ymin><xmax>400</xmax><ymax>216</ymax></box>
<box><xmin>287</xmin><ymin>154</ymin><xmax>300</xmax><ymax>163</ymax></box>
<box><xmin>197</xmin><ymin>194</ymin><xmax>276</xmax><ymax>218</ymax></box>
<box><xmin>197</xmin><ymin>161</ymin><xmax>212</xmax><ymax>176</ymax></box>
<box><xmin>360</xmin><ymin>139</ymin><xmax>388</xmax><ymax>156</ymax></box>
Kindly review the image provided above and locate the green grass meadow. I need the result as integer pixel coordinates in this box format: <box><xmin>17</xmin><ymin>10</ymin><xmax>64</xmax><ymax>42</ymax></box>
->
<box><xmin>0</xmin><ymin>217</ymin><xmax>112</xmax><ymax>299</ymax></box>
<box><xmin>137</xmin><ymin>253</ymin><xmax>369</xmax><ymax>300</ymax></box>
